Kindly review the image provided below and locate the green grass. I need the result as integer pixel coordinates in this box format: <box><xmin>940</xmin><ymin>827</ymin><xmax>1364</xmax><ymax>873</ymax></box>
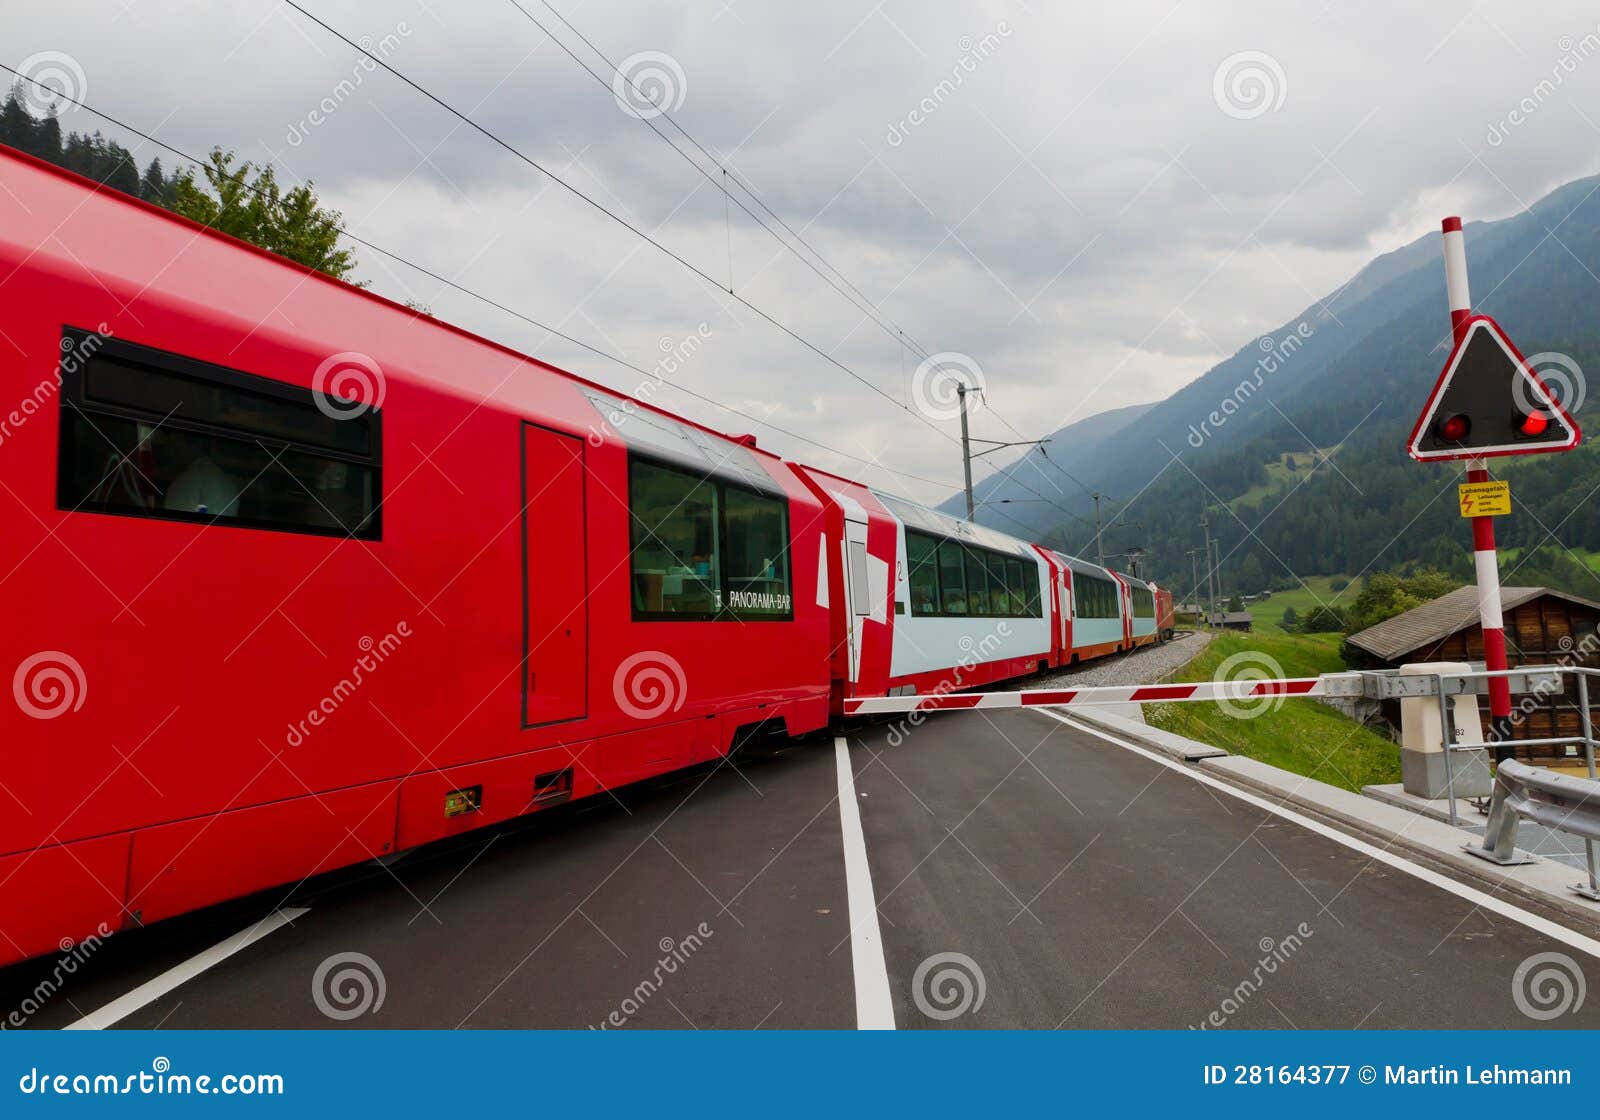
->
<box><xmin>1248</xmin><ymin>576</ymin><xmax>1353</xmax><ymax>635</ymax></box>
<box><xmin>1498</xmin><ymin>545</ymin><xmax>1600</xmax><ymax>578</ymax></box>
<box><xmin>1145</xmin><ymin>631</ymin><xmax>1401</xmax><ymax>793</ymax></box>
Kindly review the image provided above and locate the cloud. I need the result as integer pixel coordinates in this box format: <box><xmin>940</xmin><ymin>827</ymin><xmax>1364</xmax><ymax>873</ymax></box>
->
<box><xmin>5</xmin><ymin>0</ymin><xmax>1600</xmax><ymax>504</ymax></box>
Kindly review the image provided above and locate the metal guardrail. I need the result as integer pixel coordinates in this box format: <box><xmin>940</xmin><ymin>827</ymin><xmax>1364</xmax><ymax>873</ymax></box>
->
<box><xmin>1434</xmin><ymin>664</ymin><xmax>1600</xmax><ymax>902</ymax></box>
<box><xmin>1466</xmin><ymin>760</ymin><xmax>1600</xmax><ymax>900</ymax></box>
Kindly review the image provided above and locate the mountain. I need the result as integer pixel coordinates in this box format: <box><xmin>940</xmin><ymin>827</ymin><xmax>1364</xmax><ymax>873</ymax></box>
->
<box><xmin>956</xmin><ymin>174</ymin><xmax>1600</xmax><ymax>600</ymax></box>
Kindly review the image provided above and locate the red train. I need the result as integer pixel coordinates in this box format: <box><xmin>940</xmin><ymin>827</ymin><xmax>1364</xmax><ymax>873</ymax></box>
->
<box><xmin>0</xmin><ymin>146</ymin><xmax>1174</xmax><ymax>966</ymax></box>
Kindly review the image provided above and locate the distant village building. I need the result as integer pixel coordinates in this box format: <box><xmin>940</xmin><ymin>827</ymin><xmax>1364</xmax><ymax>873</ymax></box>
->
<box><xmin>1205</xmin><ymin>611</ymin><xmax>1253</xmax><ymax>631</ymax></box>
<box><xmin>1345</xmin><ymin>586</ymin><xmax>1600</xmax><ymax>764</ymax></box>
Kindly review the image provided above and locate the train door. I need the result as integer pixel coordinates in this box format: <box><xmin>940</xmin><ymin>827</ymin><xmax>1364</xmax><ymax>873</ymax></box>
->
<box><xmin>842</xmin><ymin>517</ymin><xmax>871</xmax><ymax>683</ymax></box>
<box><xmin>1058</xmin><ymin>567</ymin><xmax>1072</xmax><ymax>655</ymax></box>
<box><xmin>1116</xmin><ymin>576</ymin><xmax>1133</xmax><ymax>650</ymax></box>
<box><xmin>522</xmin><ymin>423</ymin><xmax>588</xmax><ymax>726</ymax></box>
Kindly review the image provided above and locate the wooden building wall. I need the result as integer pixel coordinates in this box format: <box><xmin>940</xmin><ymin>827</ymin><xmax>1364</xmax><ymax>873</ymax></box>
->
<box><xmin>1377</xmin><ymin>595</ymin><xmax>1600</xmax><ymax>763</ymax></box>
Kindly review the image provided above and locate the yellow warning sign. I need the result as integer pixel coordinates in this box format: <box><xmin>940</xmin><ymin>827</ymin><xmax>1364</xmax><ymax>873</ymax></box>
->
<box><xmin>1459</xmin><ymin>479</ymin><xmax>1511</xmax><ymax>518</ymax></box>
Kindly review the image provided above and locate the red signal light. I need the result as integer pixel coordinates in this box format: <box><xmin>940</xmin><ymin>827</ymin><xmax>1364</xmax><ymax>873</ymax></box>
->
<box><xmin>1515</xmin><ymin>410</ymin><xmax>1549</xmax><ymax>438</ymax></box>
<box><xmin>1436</xmin><ymin>414</ymin><xmax>1470</xmax><ymax>442</ymax></box>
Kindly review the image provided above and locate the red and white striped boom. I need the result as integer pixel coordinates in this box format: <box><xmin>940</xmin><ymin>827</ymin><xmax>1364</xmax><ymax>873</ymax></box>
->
<box><xmin>842</xmin><ymin>677</ymin><xmax>1325</xmax><ymax>716</ymax></box>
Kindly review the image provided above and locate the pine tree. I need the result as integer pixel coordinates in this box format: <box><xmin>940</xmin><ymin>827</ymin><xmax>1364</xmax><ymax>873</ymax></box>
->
<box><xmin>139</xmin><ymin>158</ymin><xmax>168</xmax><ymax>205</ymax></box>
<box><xmin>35</xmin><ymin>111</ymin><xmax>62</xmax><ymax>163</ymax></box>
<box><xmin>0</xmin><ymin>87</ymin><xmax>36</xmax><ymax>154</ymax></box>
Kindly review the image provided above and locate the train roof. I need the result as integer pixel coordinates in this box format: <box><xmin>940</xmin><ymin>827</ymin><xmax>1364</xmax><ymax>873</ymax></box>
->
<box><xmin>1055</xmin><ymin>552</ymin><xmax>1117</xmax><ymax>581</ymax></box>
<box><xmin>872</xmin><ymin>491</ymin><xmax>1039</xmax><ymax>558</ymax></box>
<box><xmin>0</xmin><ymin>143</ymin><xmax>801</xmax><ymax>485</ymax></box>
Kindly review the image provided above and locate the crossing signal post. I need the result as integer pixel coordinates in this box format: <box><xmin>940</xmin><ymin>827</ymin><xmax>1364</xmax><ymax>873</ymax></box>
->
<box><xmin>1408</xmin><ymin>216</ymin><xmax>1583</xmax><ymax>761</ymax></box>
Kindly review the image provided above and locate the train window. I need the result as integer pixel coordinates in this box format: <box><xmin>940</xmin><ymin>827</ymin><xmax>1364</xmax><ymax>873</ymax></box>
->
<box><xmin>906</xmin><ymin>532</ymin><xmax>941</xmax><ymax>616</ymax></box>
<box><xmin>964</xmin><ymin>549</ymin><xmax>993</xmax><ymax>617</ymax></box>
<box><xmin>1005</xmin><ymin>558</ymin><xmax>1026</xmax><ymax>616</ymax></box>
<box><xmin>937</xmin><ymin>540</ymin><xmax>968</xmax><ymax>615</ymax></box>
<box><xmin>1076</xmin><ymin>575</ymin><xmax>1118</xmax><ymax>619</ymax></box>
<box><xmin>1022</xmin><ymin>562</ymin><xmax>1041</xmax><ymax>617</ymax></box>
<box><xmin>848</xmin><ymin>540</ymin><xmax>870</xmax><ymax>616</ymax></box>
<box><xmin>57</xmin><ymin>333</ymin><xmax>379</xmax><ymax>538</ymax></box>
<box><xmin>988</xmin><ymin>553</ymin><xmax>1009</xmax><ymax>617</ymax></box>
<box><xmin>723</xmin><ymin>486</ymin><xmax>792</xmax><ymax>619</ymax></box>
<box><xmin>629</xmin><ymin>459</ymin><xmax>721</xmax><ymax>617</ymax></box>
<box><xmin>1132</xmin><ymin>586</ymin><xmax>1155</xmax><ymax>617</ymax></box>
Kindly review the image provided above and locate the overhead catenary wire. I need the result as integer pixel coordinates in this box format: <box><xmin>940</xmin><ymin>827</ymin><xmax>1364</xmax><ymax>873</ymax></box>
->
<box><xmin>0</xmin><ymin>63</ymin><xmax>966</xmax><ymax>494</ymax></box>
<box><xmin>513</xmin><ymin>0</ymin><xmax>940</xmax><ymax>365</ymax></box>
<box><xmin>505</xmin><ymin>0</ymin><xmax>1091</xmax><ymax>512</ymax></box>
<box><xmin>281</xmin><ymin>0</ymin><xmax>960</xmax><ymax>450</ymax></box>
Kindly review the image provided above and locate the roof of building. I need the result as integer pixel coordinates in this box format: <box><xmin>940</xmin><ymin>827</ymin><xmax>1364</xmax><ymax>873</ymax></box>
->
<box><xmin>1206</xmin><ymin>611</ymin><xmax>1254</xmax><ymax>625</ymax></box>
<box><xmin>1346</xmin><ymin>586</ymin><xmax>1600</xmax><ymax>662</ymax></box>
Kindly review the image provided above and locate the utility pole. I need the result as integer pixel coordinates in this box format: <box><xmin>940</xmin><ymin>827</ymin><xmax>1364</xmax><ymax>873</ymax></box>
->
<box><xmin>957</xmin><ymin>381</ymin><xmax>1049</xmax><ymax>521</ymax></box>
<box><xmin>959</xmin><ymin>384</ymin><xmax>975</xmax><ymax>519</ymax></box>
<box><xmin>1186</xmin><ymin>547</ymin><xmax>1204</xmax><ymax>619</ymax></box>
<box><xmin>1093</xmin><ymin>493</ymin><xmax>1104</xmax><ymax>566</ymax></box>
<box><xmin>1210</xmin><ymin>535</ymin><xmax>1223</xmax><ymax>625</ymax></box>
<box><xmin>1200</xmin><ymin>515</ymin><xmax>1218</xmax><ymax>629</ymax></box>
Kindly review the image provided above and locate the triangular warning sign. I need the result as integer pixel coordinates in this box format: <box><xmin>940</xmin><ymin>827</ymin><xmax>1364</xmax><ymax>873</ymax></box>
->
<box><xmin>1408</xmin><ymin>315</ymin><xmax>1581</xmax><ymax>461</ymax></box>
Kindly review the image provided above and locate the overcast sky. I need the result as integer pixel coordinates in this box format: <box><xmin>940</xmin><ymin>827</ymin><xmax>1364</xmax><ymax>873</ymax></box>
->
<box><xmin>7</xmin><ymin>0</ymin><xmax>1600</xmax><ymax>505</ymax></box>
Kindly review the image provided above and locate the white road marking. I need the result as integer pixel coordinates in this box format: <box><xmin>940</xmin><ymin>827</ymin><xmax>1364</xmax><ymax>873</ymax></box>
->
<box><xmin>1038</xmin><ymin>710</ymin><xmax>1600</xmax><ymax>961</ymax></box>
<box><xmin>65</xmin><ymin>907</ymin><xmax>310</xmax><ymax>1030</ymax></box>
<box><xmin>835</xmin><ymin>736</ymin><xmax>895</xmax><ymax>1029</ymax></box>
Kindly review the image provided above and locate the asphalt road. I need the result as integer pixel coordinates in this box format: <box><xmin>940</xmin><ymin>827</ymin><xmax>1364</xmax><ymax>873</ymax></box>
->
<box><xmin>4</xmin><ymin>709</ymin><xmax>1597</xmax><ymax>1029</ymax></box>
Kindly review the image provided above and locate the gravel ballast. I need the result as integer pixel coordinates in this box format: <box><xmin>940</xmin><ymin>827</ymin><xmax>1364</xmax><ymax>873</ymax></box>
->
<box><xmin>1025</xmin><ymin>629</ymin><xmax>1214</xmax><ymax>690</ymax></box>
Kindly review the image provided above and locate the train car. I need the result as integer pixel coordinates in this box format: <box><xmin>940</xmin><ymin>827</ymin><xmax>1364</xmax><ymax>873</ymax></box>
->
<box><xmin>1058</xmin><ymin>554</ymin><xmax>1126</xmax><ymax>661</ymax></box>
<box><xmin>0</xmin><ymin>145</ymin><xmax>834</xmax><ymax>966</ymax></box>
<box><xmin>1154</xmin><ymin>584</ymin><xmax>1176</xmax><ymax>641</ymax></box>
<box><xmin>791</xmin><ymin>469</ymin><xmax>1052</xmax><ymax>700</ymax></box>
<box><xmin>1123</xmin><ymin>574</ymin><xmax>1161</xmax><ymax>648</ymax></box>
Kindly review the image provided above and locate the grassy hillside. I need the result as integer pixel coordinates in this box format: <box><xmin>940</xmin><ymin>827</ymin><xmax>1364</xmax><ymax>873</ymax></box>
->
<box><xmin>1145</xmin><ymin>631</ymin><xmax>1400</xmax><ymax>792</ymax></box>
<box><xmin>1227</xmin><ymin>449</ymin><xmax>1338</xmax><ymax>512</ymax></box>
<box><xmin>1248</xmin><ymin>576</ymin><xmax>1354</xmax><ymax>634</ymax></box>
